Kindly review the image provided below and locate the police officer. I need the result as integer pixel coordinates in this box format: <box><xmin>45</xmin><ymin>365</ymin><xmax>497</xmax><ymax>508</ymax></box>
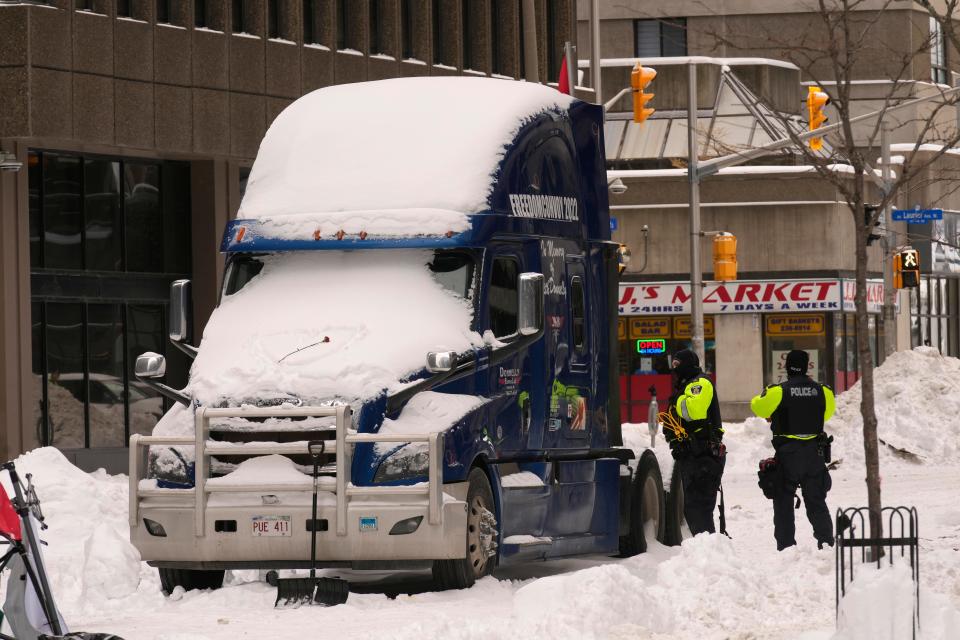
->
<box><xmin>750</xmin><ymin>349</ymin><xmax>836</xmax><ymax>550</ymax></box>
<box><xmin>665</xmin><ymin>349</ymin><xmax>725</xmax><ymax>535</ymax></box>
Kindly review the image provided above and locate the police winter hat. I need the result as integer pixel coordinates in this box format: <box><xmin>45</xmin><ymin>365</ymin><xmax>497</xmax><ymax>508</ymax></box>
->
<box><xmin>785</xmin><ymin>349</ymin><xmax>809</xmax><ymax>376</ymax></box>
<box><xmin>671</xmin><ymin>349</ymin><xmax>701</xmax><ymax>381</ymax></box>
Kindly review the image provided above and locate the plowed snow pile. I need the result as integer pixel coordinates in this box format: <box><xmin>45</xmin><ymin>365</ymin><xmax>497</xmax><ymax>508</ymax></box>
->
<box><xmin>2</xmin><ymin>348</ymin><xmax>958</xmax><ymax>639</ymax></box>
<box><xmin>828</xmin><ymin>347</ymin><xmax>960</xmax><ymax>463</ymax></box>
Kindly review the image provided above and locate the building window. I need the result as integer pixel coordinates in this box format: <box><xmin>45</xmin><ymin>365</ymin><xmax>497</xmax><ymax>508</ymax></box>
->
<box><xmin>461</xmin><ymin>0</ymin><xmax>474</xmax><ymax>70</ymax></box>
<box><xmin>195</xmin><ymin>0</ymin><xmax>207</xmax><ymax>27</ymax></box>
<box><xmin>28</xmin><ymin>150</ymin><xmax>192</xmax><ymax>450</ymax></box>
<box><xmin>490</xmin><ymin>0</ymin><xmax>503</xmax><ymax>75</ymax></box>
<box><xmin>911</xmin><ymin>276</ymin><xmax>958</xmax><ymax>355</ymax></box>
<box><xmin>931</xmin><ymin>16</ymin><xmax>949</xmax><ymax>85</ymax></box>
<box><xmin>267</xmin><ymin>0</ymin><xmax>279</xmax><ymax>38</ymax></box>
<box><xmin>76</xmin><ymin>0</ymin><xmax>92</xmax><ymax>11</ymax></box>
<box><xmin>546</xmin><ymin>0</ymin><xmax>563</xmax><ymax>81</ymax></box>
<box><xmin>370</xmin><ymin>0</ymin><xmax>388</xmax><ymax>55</ymax></box>
<box><xmin>634</xmin><ymin>18</ymin><xmax>687</xmax><ymax>57</ymax></box>
<box><xmin>336</xmin><ymin>0</ymin><xmax>362</xmax><ymax>51</ymax></box>
<box><xmin>432</xmin><ymin>0</ymin><xmax>455</xmax><ymax>66</ymax></box>
<box><xmin>156</xmin><ymin>0</ymin><xmax>172</xmax><ymax>24</ymax></box>
<box><xmin>401</xmin><ymin>0</ymin><xmax>415</xmax><ymax>59</ymax></box>
<box><xmin>232</xmin><ymin>0</ymin><xmax>246</xmax><ymax>33</ymax></box>
<box><xmin>117</xmin><ymin>0</ymin><xmax>129</xmax><ymax>17</ymax></box>
<box><xmin>763</xmin><ymin>313</ymin><xmax>828</xmax><ymax>385</ymax></box>
<box><xmin>303</xmin><ymin>0</ymin><xmax>320</xmax><ymax>44</ymax></box>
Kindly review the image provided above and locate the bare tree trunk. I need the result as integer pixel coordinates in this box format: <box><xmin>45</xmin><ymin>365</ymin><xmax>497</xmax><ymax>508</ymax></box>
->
<box><xmin>853</xmin><ymin>199</ymin><xmax>884</xmax><ymax>542</ymax></box>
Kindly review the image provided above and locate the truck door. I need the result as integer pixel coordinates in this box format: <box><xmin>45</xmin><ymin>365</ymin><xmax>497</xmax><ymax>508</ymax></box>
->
<box><xmin>483</xmin><ymin>245</ymin><xmax>545</xmax><ymax>455</ymax></box>
<box><xmin>552</xmin><ymin>257</ymin><xmax>592</xmax><ymax>444</ymax></box>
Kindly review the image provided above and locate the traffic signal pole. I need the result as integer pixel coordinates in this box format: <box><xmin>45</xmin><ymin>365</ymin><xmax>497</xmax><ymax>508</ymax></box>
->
<box><xmin>687</xmin><ymin>64</ymin><xmax>706</xmax><ymax>365</ymax></box>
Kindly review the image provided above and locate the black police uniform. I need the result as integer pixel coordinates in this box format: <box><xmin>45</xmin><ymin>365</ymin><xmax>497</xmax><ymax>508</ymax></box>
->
<box><xmin>751</xmin><ymin>350</ymin><xmax>835</xmax><ymax>550</ymax></box>
<box><xmin>666</xmin><ymin>349</ymin><xmax>725</xmax><ymax>536</ymax></box>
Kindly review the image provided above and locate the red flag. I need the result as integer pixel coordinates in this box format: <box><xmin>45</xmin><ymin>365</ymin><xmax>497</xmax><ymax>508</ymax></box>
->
<box><xmin>0</xmin><ymin>484</ymin><xmax>22</xmax><ymax>541</ymax></box>
<box><xmin>558</xmin><ymin>56</ymin><xmax>570</xmax><ymax>95</ymax></box>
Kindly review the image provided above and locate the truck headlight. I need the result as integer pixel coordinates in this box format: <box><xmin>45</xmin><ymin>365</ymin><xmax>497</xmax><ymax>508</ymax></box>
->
<box><xmin>373</xmin><ymin>443</ymin><xmax>429</xmax><ymax>483</ymax></box>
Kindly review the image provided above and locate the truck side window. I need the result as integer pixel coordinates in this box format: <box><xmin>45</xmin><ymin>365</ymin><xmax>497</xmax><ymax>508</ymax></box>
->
<box><xmin>571</xmin><ymin>276</ymin><xmax>585</xmax><ymax>351</ymax></box>
<box><xmin>488</xmin><ymin>257</ymin><xmax>519</xmax><ymax>338</ymax></box>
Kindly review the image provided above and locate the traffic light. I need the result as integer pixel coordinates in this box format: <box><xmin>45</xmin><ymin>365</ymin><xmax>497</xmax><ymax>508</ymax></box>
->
<box><xmin>807</xmin><ymin>86</ymin><xmax>830</xmax><ymax>151</ymax></box>
<box><xmin>893</xmin><ymin>247</ymin><xmax>920</xmax><ymax>289</ymax></box>
<box><xmin>631</xmin><ymin>63</ymin><xmax>657</xmax><ymax>124</ymax></box>
<box><xmin>713</xmin><ymin>232</ymin><xmax>737</xmax><ymax>281</ymax></box>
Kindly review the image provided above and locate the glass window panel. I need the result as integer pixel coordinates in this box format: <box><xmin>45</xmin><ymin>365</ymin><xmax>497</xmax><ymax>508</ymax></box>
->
<box><xmin>162</xmin><ymin>161</ymin><xmax>192</xmax><ymax>274</ymax></box>
<box><xmin>29</xmin><ymin>151</ymin><xmax>42</xmax><ymax>268</ymax></box>
<box><xmin>87</xmin><ymin>304</ymin><xmax>125</xmax><ymax>447</ymax></box>
<box><xmin>488</xmin><ymin>257</ymin><xmax>518</xmax><ymax>338</ymax></box>
<box><xmin>124</xmin><ymin>163</ymin><xmax>162</xmax><ymax>272</ymax></box>
<box><xmin>833</xmin><ymin>313</ymin><xmax>845</xmax><ymax>391</ymax></box>
<box><xmin>42</xmin><ymin>153</ymin><xmax>83</xmax><ymax>270</ymax></box>
<box><xmin>634</xmin><ymin>20</ymin><xmax>660</xmax><ymax>57</ymax></box>
<box><xmin>661</xmin><ymin>19</ymin><xmax>687</xmax><ymax>57</ymax></box>
<box><xmin>84</xmin><ymin>159</ymin><xmax>122</xmax><ymax>271</ymax></box>
<box><xmin>31</xmin><ymin>302</ymin><xmax>45</xmax><ymax>446</ymax></box>
<box><xmin>845</xmin><ymin>314</ymin><xmax>858</xmax><ymax>383</ymax></box>
<box><xmin>45</xmin><ymin>303</ymin><xmax>85</xmax><ymax>449</ymax></box>
<box><xmin>930</xmin><ymin>310</ymin><xmax>940</xmax><ymax>351</ymax></box>
<box><xmin>763</xmin><ymin>313</ymin><xmax>827</xmax><ymax>385</ymax></box>
<box><xmin>126</xmin><ymin>305</ymin><xmax>166</xmax><ymax>437</ymax></box>
<box><xmin>867</xmin><ymin>316</ymin><xmax>877</xmax><ymax>368</ymax></box>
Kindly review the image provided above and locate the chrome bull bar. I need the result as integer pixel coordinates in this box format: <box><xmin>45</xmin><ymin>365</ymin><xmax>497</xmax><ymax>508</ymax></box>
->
<box><xmin>129</xmin><ymin>405</ymin><xmax>444</xmax><ymax>537</ymax></box>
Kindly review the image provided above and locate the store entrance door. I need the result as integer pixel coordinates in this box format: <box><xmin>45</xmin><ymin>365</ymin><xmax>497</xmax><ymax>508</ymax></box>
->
<box><xmin>763</xmin><ymin>313</ymin><xmax>828</xmax><ymax>384</ymax></box>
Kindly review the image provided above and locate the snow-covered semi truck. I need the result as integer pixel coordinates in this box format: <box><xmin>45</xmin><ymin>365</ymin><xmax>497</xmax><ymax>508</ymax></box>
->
<box><xmin>127</xmin><ymin>77</ymin><xmax>667</xmax><ymax>593</ymax></box>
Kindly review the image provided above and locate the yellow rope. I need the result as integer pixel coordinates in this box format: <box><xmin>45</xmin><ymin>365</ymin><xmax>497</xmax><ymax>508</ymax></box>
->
<box><xmin>657</xmin><ymin>411</ymin><xmax>689</xmax><ymax>441</ymax></box>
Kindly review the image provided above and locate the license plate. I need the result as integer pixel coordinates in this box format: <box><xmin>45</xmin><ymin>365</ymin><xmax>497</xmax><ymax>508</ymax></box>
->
<box><xmin>252</xmin><ymin>515</ymin><xmax>291</xmax><ymax>537</ymax></box>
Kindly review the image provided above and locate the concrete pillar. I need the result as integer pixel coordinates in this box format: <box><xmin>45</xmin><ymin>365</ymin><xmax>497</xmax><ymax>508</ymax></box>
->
<box><xmin>190</xmin><ymin>159</ymin><xmax>231</xmax><ymax>343</ymax></box>
<box><xmin>715</xmin><ymin>313</ymin><xmax>764</xmax><ymax>421</ymax></box>
<box><xmin>0</xmin><ymin>143</ymin><xmax>38</xmax><ymax>460</ymax></box>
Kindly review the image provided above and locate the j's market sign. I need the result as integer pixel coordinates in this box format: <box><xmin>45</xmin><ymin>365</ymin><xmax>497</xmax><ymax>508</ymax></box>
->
<box><xmin>618</xmin><ymin>278</ymin><xmax>886</xmax><ymax>316</ymax></box>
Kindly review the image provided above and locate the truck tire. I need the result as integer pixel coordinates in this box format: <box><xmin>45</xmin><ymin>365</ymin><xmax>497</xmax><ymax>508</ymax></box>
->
<box><xmin>619</xmin><ymin>450</ymin><xmax>666</xmax><ymax>556</ymax></box>
<box><xmin>663</xmin><ymin>463</ymin><xmax>686</xmax><ymax>546</ymax></box>
<box><xmin>158</xmin><ymin>568</ymin><xmax>225</xmax><ymax>595</ymax></box>
<box><xmin>432</xmin><ymin>467</ymin><xmax>498</xmax><ymax>590</ymax></box>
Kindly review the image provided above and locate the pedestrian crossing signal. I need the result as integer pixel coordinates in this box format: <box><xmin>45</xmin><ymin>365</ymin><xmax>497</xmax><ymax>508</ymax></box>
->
<box><xmin>807</xmin><ymin>86</ymin><xmax>830</xmax><ymax>151</ymax></box>
<box><xmin>893</xmin><ymin>248</ymin><xmax>920</xmax><ymax>289</ymax></box>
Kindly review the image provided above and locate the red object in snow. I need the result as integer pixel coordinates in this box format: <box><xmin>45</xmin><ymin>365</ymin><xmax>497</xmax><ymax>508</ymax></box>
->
<box><xmin>557</xmin><ymin>56</ymin><xmax>570</xmax><ymax>95</ymax></box>
<box><xmin>0</xmin><ymin>484</ymin><xmax>22</xmax><ymax>541</ymax></box>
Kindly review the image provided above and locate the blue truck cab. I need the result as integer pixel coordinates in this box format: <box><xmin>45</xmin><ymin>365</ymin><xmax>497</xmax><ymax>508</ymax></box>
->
<box><xmin>128</xmin><ymin>77</ymin><xmax>664</xmax><ymax>593</ymax></box>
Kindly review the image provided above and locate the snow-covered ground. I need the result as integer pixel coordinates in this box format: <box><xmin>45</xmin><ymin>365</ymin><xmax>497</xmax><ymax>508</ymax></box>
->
<box><xmin>6</xmin><ymin>348</ymin><xmax>960</xmax><ymax>639</ymax></box>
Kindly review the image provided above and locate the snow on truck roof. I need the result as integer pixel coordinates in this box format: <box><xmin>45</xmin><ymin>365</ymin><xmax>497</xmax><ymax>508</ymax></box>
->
<box><xmin>236</xmin><ymin>77</ymin><xmax>575</xmax><ymax>239</ymax></box>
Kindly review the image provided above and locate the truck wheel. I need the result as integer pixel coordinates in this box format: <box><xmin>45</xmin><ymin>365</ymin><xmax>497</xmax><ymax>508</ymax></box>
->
<box><xmin>432</xmin><ymin>467</ymin><xmax>498</xmax><ymax>590</ymax></box>
<box><xmin>663</xmin><ymin>464</ymin><xmax>686</xmax><ymax>546</ymax></box>
<box><xmin>158</xmin><ymin>568</ymin><xmax>225</xmax><ymax>595</ymax></box>
<box><xmin>619</xmin><ymin>450</ymin><xmax>666</xmax><ymax>556</ymax></box>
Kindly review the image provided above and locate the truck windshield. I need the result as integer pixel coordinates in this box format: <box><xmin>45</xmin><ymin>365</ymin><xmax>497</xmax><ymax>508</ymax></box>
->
<box><xmin>223</xmin><ymin>250</ymin><xmax>475</xmax><ymax>300</ymax></box>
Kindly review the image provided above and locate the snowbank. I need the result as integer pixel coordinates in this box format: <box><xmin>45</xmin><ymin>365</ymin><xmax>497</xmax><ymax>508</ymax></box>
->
<box><xmin>828</xmin><ymin>347</ymin><xmax>960</xmax><ymax>464</ymax></box>
<box><xmin>188</xmin><ymin>250</ymin><xmax>481</xmax><ymax>409</ymax></box>
<box><xmin>238</xmin><ymin>77</ymin><xmax>575</xmax><ymax>235</ymax></box>
<box><xmin>0</xmin><ymin>448</ymin><xmax>146</xmax><ymax>611</ymax></box>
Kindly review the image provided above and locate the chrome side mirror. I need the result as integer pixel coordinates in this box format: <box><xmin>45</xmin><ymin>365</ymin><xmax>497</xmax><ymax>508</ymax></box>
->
<box><xmin>518</xmin><ymin>272</ymin><xmax>544</xmax><ymax>336</ymax></box>
<box><xmin>426</xmin><ymin>351</ymin><xmax>456</xmax><ymax>373</ymax></box>
<box><xmin>135</xmin><ymin>352</ymin><xmax>167</xmax><ymax>379</ymax></box>
<box><xmin>169</xmin><ymin>280</ymin><xmax>193</xmax><ymax>344</ymax></box>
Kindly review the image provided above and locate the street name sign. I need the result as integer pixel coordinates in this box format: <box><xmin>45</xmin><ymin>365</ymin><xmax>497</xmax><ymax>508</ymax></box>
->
<box><xmin>892</xmin><ymin>208</ymin><xmax>943</xmax><ymax>222</ymax></box>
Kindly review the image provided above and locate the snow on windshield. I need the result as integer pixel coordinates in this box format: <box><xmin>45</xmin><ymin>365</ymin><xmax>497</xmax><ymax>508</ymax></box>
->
<box><xmin>188</xmin><ymin>250</ymin><xmax>481</xmax><ymax>407</ymax></box>
<box><xmin>237</xmin><ymin>77</ymin><xmax>574</xmax><ymax>238</ymax></box>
